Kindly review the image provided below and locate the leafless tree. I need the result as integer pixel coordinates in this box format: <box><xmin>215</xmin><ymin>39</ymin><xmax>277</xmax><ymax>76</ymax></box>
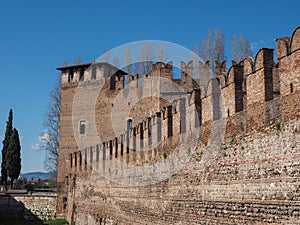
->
<box><xmin>200</xmin><ymin>29</ymin><xmax>212</xmax><ymax>63</ymax></box>
<box><xmin>200</xmin><ymin>29</ymin><xmax>225</xmax><ymax>63</ymax></box>
<box><xmin>232</xmin><ymin>34</ymin><xmax>252</xmax><ymax>62</ymax></box>
<box><xmin>124</xmin><ymin>44</ymin><xmax>167</xmax><ymax>77</ymax></box>
<box><xmin>74</xmin><ymin>57</ymin><xmax>84</xmax><ymax>65</ymax></box>
<box><xmin>124</xmin><ymin>47</ymin><xmax>132</xmax><ymax>75</ymax></box>
<box><xmin>39</xmin><ymin>76</ymin><xmax>61</xmax><ymax>174</ymax></box>
<box><xmin>156</xmin><ymin>44</ymin><xmax>168</xmax><ymax>63</ymax></box>
<box><xmin>62</xmin><ymin>61</ymin><xmax>68</xmax><ymax>66</ymax></box>
<box><xmin>113</xmin><ymin>56</ymin><xmax>120</xmax><ymax>68</ymax></box>
<box><xmin>213</xmin><ymin>29</ymin><xmax>225</xmax><ymax>62</ymax></box>
<box><xmin>193</xmin><ymin>44</ymin><xmax>199</xmax><ymax>56</ymax></box>
<box><xmin>191</xmin><ymin>44</ymin><xmax>200</xmax><ymax>78</ymax></box>
<box><xmin>136</xmin><ymin>43</ymin><xmax>152</xmax><ymax>75</ymax></box>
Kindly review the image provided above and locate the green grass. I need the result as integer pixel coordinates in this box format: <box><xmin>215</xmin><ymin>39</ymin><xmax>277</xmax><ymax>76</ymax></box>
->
<box><xmin>163</xmin><ymin>152</ymin><xmax>167</xmax><ymax>159</ymax></box>
<box><xmin>44</xmin><ymin>218</ymin><xmax>68</xmax><ymax>225</ymax></box>
<box><xmin>275</xmin><ymin>122</ymin><xmax>281</xmax><ymax>131</ymax></box>
<box><xmin>0</xmin><ymin>218</ymin><xmax>44</xmax><ymax>225</ymax></box>
<box><xmin>0</xmin><ymin>218</ymin><xmax>68</xmax><ymax>225</ymax></box>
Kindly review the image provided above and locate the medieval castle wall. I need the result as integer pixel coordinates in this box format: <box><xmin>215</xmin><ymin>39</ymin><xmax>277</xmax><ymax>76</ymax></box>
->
<box><xmin>56</xmin><ymin>26</ymin><xmax>300</xmax><ymax>224</ymax></box>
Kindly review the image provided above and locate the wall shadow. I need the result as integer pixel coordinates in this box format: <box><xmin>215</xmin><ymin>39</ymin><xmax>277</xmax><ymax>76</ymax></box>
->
<box><xmin>0</xmin><ymin>193</ymin><xmax>44</xmax><ymax>223</ymax></box>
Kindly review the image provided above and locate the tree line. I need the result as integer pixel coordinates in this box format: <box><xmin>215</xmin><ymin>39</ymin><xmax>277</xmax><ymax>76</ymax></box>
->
<box><xmin>195</xmin><ymin>29</ymin><xmax>252</xmax><ymax>66</ymax></box>
<box><xmin>1</xmin><ymin>109</ymin><xmax>21</xmax><ymax>190</ymax></box>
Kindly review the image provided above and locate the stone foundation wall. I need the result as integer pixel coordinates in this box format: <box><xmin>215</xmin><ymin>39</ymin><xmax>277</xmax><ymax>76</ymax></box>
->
<box><xmin>67</xmin><ymin>118</ymin><xmax>300</xmax><ymax>224</ymax></box>
<box><xmin>0</xmin><ymin>193</ymin><xmax>57</xmax><ymax>220</ymax></box>
<box><xmin>57</xmin><ymin>26</ymin><xmax>300</xmax><ymax>224</ymax></box>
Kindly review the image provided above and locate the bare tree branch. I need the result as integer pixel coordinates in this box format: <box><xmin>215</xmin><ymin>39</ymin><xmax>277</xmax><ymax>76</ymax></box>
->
<box><xmin>113</xmin><ymin>56</ymin><xmax>120</xmax><ymax>68</ymax></box>
<box><xmin>137</xmin><ymin>43</ymin><xmax>153</xmax><ymax>75</ymax></box>
<box><xmin>232</xmin><ymin>34</ymin><xmax>252</xmax><ymax>62</ymax></box>
<box><xmin>38</xmin><ymin>76</ymin><xmax>61</xmax><ymax>174</ymax></box>
<box><xmin>62</xmin><ymin>61</ymin><xmax>68</xmax><ymax>66</ymax></box>
<box><xmin>200</xmin><ymin>29</ymin><xmax>212</xmax><ymax>62</ymax></box>
<box><xmin>213</xmin><ymin>29</ymin><xmax>225</xmax><ymax>62</ymax></box>
<box><xmin>124</xmin><ymin>47</ymin><xmax>132</xmax><ymax>75</ymax></box>
<box><xmin>156</xmin><ymin>44</ymin><xmax>168</xmax><ymax>63</ymax></box>
<box><xmin>191</xmin><ymin>44</ymin><xmax>200</xmax><ymax>78</ymax></box>
<box><xmin>74</xmin><ymin>57</ymin><xmax>84</xmax><ymax>65</ymax></box>
<box><xmin>200</xmin><ymin>29</ymin><xmax>225</xmax><ymax>63</ymax></box>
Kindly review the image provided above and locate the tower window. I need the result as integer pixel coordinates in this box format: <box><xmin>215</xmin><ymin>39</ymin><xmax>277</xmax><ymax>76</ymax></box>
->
<box><xmin>68</xmin><ymin>69</ymin><xmax>74</xmax><ymax>82</ymax></box>
<box><xmin>79</xmin><ymin>120</ymin><xmax>86</xmax><ymax>134</ymax></box>
<box><xmin>290</xmin><ymin>83</ymin><xmax>294</xmax><ymax>93</ymax></box>
<box><xmin>127</xmin><ymin>119</ymin><xmax>132</xmax><ymax>130</ymax></box>
<box><xmin>110</xmin><ymin>75</ymin><xmax>116</xmax><ymax>90</ymax></box>
<box><xmin>91</xmin><ymin>66</ymin><xmax>96</xmax><ymax>80</ymax></box>
<box><xmin>79</xmin><ymin>68</ymin><xmax>84</xmax><ymax>81</ymax></box>
<box><xmin>124</xmin><ymin>75</ymin><xmax>129</xmax><ymax>88</ymax></box>
<box><xmin>63</xmin><ymin>197</ymin><xmax>68</xmax><ymax>209</ymax></box>
<box><xmin>69</xmin><ymin>154</ymin><xmax>72</xmax><ymax>168</ymax></box>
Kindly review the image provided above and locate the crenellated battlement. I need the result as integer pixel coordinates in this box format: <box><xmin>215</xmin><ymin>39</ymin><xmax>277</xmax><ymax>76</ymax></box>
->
<box><xmin>57</xmin><ymin>26</ymin><xmax>300</xmax><ymax>221</ymax></box>
<box><xmin>68</xmin><ymin>92</ymin><xmax>196</xmax><ymax>173</ymax></box>
<box><xmin>276</xmin><ymin>26</ymin><xmax>300</xmax><ymax>59</ymax></box>
<box><xmin>58</xmin><ymin>25</ymin><xmax>300</xmax><ymax>147</ymax></box>
<box><xmin>63</xmin><ymin>26</ymin><xmax>300</xmax><ymax>166</ymax></box>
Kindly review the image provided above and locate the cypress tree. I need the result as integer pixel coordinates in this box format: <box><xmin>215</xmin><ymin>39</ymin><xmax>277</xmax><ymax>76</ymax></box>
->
<box><xmin>1</xmin><ymin>109</ymin><xmax>13</xmax><ymax>190</ymax></box>
<box><xmin>7</xmin><ymin>128</ymin><xmax>21</xmax><ymax>189</ymax></box>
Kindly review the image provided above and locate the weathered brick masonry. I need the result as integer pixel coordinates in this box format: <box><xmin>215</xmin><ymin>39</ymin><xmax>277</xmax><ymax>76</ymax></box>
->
<box><xmin>57</xmin><ymin>27</ymin><xmax>300</xmax><ymax>224</ymax></box>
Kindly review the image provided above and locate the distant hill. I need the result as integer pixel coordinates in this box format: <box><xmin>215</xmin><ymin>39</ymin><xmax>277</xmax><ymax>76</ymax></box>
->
<box><xmin>20</xmin><ymin>171</ymin><xmax>56</xmax><ymax>180</ymax></box>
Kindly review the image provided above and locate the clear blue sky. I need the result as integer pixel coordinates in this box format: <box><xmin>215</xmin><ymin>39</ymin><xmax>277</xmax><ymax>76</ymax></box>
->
<box><xmin>1</xmin><ymin>0</ymin><xmax>300</xmax><ymax>173</ymax></box>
